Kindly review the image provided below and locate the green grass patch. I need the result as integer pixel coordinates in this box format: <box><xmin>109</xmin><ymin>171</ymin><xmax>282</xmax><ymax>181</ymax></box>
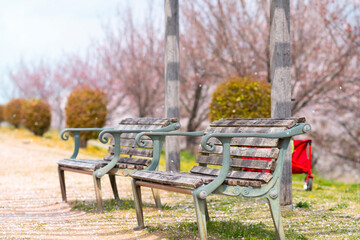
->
<box><xmin>148</xmin><ymin>220</ymin><xmax>307</xmax><ymax>240</ymax></box>
<box><xmin>70</xmin><ymin>199</ymin><xmax>135</xmax><ymax>212</ymax></box>
<box><xmin>295</xmin><ymin>201</ymin><xmax>311</xmax><ymax>209</ymax></box>
<box><xmin>329</xmin><ymin>203</ymin><xmax>348</xmax><ymax>211</ymax></box>
<box><xmin>70</xmin><ymin>198</ymin><xmax>172</xmax><ymax>213</ymax></box>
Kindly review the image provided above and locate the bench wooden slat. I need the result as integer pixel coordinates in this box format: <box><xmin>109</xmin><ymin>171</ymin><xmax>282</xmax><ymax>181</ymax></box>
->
<box><xmin>58</xmin><ymin>158</ymin><xmax>148</xmax><ymax>171</ymax></box>
<box><xmin>108</xmin><ymin>146</ymin><xmax>153</xmax><ymax>157</ymax></box>
<box><xmin>205</xmin><ymin>126</ymin><xmax>287</xmax><ymax>134</ymax></box>
<box><xmin>119</xmin><ymin>118</ymin><xmax>177</xmax><ymax>126</ymax></box>
<box><xmin>58</xmin><ymin>159</ymin><xmax>106</xmax><ymax>171</ymax></box>
<box><xmin>112</xmin><ymin>133</ymin><xmax>152</xmax><ymax>141</ymax></box>
<box><xmin>117</xmin><ymin>139</ymin><xmax>153</xmax><ymax>148</ymax></box>
<box><xmin>131</xmin><ymin>170</ymin><xmax>204</xmax><ymax>188</ymax></box>
<box><xmin>130</xmin><ymin>170</ymin><xmax>262</xmax><ymax>187</ymax></box>
<box><xmin>210</xmin><ymin>118</ymin><xmax>305</xmax><ymax>128</ymax></box>
<box><xmin>109</xmin><ymin>125</ymin><xmax>158</xmax><ymax>144</ymax></box>
<box><xmin>103</xmin><ymin>156</ymin><xmax>151</xmax><ymax>165</ymax></box>
<box><xmin>196</xmin><ymin>155</ymin><xmax>276</xmax><ymax>170</ymax></box>
<box><xmin>190</xmin><ymin>166</ymin><xmax>273</xmax><ymax>183</ymax></box>
<box><xmin>107</xmin><ymin>147</ymin><xmax>153</xmax><ymax>157</ymax></box>
<box><xmin>208</xmin><ymin>137</ymin><xmax>279</xmax><ymax>147</ymax></box>
<box><xmin>198</xmin><ymin>145</ymin><xmax>279</xmax><ymax>159</ymax></box>
<box><xmin>225</xmin><ymin>178</ymin><xmax>262</xmax><ymax>187</ymax></box>
<box><xmin>114</xmin><ymin>124</ymin><xmax>160</xmax><ymax>131</ymax></box>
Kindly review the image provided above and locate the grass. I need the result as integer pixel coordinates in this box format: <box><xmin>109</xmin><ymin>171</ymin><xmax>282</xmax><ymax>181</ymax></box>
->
<box><xmin>70</xmin><ymin>198</ymin><xmax>173</xmax><ymax>213</ymax></box>
<box><xmin>1</xmin><ymin>125</ymin><xmax>359</xmax><ymax>239</ymax></box>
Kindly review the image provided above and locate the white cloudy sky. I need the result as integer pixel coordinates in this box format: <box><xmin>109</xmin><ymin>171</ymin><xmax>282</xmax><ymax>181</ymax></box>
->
<box><xmin>0</xmin><ymin>0</ymin><xmax>161</xmax><ymax>103</ymax></box>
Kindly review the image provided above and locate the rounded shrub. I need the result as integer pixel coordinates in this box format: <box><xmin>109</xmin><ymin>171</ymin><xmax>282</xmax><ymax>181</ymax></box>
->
<box><xmin>4</xmin><ymin>98</ymin><xmax>26</xmax><ymax>128</ymax></box>
<box><xmin>22</xmin><ymin>99</ymin><xmax>52</xmax><ymax>136</ymax></box>
<box><xmin>0</xmin><ymin>105</ymin><xmax>4</xmax><ymax>123</ymax></box>
<box><xmin>209</xmin><ymin>76</ymin><xmax>271</xmax><ymax>121</ymax></box>
<box><xmin>65</xmin><ymin>87</ymin><xmax>108</xmax><ymax>148</ymax></box>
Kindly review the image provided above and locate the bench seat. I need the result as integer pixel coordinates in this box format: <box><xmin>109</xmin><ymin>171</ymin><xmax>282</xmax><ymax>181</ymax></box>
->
<box><xmin>58</xmin><ymin>117</ymin><xmax>179</xmax><ymax>212</ymax></box>
<box><xmin>131</xmin><ymin>169</ymin><xmax>267</xmax><ymax>188</ymax></box>
<box><xmin>58</xmin><ymin>157</ymin><xmax>151</xmax><ymax>171</ymax></box>
<box><xmin>130</xmin><ymin>118</ymin><xmax>311</xmax><ymax>240</ymax></box>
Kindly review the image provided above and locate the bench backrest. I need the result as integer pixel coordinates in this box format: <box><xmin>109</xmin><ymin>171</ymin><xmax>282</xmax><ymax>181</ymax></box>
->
<box><xmin>191</xmin><ymin>118</ymin><xmax>305</xmax><ymax>186</ymax></box>
<box><xmin>104</xmin><ymin>118</ymin><xmax>177</xmax><ymax>169</ymax></box>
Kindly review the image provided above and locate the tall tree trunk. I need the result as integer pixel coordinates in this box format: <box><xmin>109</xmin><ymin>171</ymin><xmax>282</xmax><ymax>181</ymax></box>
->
<box><xmin>186</xmin><ymin>84</ymin><xmax>202</xmax><ymax>153</ymax></box>
<box><xmin>165</xmin><ymin>0</ymin><xmax>180</xmax><ymax>172</ymax></box>
<box><xmin>79</xmin><ymin>138</ymin><xmax>87</xmax><ymax>148</ymax></box>
<box><xmin>270</xmin><ymin>0</ymin><xmax>292</xmax><ymax>207</ymax></box>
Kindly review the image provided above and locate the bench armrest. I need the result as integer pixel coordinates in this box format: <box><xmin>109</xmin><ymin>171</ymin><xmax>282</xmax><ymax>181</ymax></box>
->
<box><xmin>60</xmin><ymin>128</ymin><xmax>109</xmax><ymax>159</ymax></box>
<box><xmin>94</xmin><ymin>122</ymin><xmax>181</xmax><ymax>178</ymax></box>
<box><xmin>194</xmin><ymin>123</ymin><xmax>311</xmax><ymax>199</ymax></box>
<box><xmin>134</xmin><ymin>130</ymin><xmax>205</xmax><ymax>171</ymax></box>
<box><xmin>135</xmin><ymin>130</ymin><xmax>205</xmax><ymax>148</ymax></box>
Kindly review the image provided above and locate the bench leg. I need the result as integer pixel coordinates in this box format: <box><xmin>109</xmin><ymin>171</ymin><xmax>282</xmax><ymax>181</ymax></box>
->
<box><xmin>132</xmin><ymin>179</ymin><xmax>145</xmax><ymax>230</ymax></box>
<box><xmin>204</xmin><ymin>199</ymin><xmax>210</xmax><ymax>222</ymax></box>
<box><xmin>93</xmin><ymin>175</ymin><xmax>103</xmax><ymax>213</ymax></box>
<box><xmin>266</xmin><ymin>196</ymin><xmax>285</xmax><ymax>240</ymax></box>
<box><xmin>151</xmin><ymin>188</ymin><xmax>162</xmax><ymax>209</ymax></box>
<box><xmin>193</xmin><ymin>193</ymin><xmax>208</xmax><ymax>240</ymax></box>
<box><xmin>58</xmin><ymin>166</ymin><xmax>67</xmax><ymax>202</ymax></box>
<box><xmin>109</xmin><ymin>175</ymin><xmax>119</xmax><ymax>200</ymax></box>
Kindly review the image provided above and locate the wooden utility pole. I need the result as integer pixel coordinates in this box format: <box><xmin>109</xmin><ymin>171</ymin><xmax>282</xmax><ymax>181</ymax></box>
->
<box><xmin>269</xmin><ymin>0</ymin><xmax>292</xmax><ymax>206</ymax></box>
<box><xmin>164</xmin><ymin>0</ymin><xmax>180</xmax><ymax>172</ymax></box>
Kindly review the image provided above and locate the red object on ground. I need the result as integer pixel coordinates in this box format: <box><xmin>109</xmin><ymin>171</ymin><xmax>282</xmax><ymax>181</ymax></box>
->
<box><xmin>292</xmin><ymin>139</ymin><xmax>312</xmax><ymax>175</ymax></box>
<box><xmin>292</xmin><ymin>139</ymin><xmax>313</xmax><ymax>190</ymax></box>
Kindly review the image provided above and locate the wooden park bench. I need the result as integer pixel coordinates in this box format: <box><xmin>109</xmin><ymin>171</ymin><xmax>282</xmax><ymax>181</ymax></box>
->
<box><xmin>130</xmin><ymin>118</ymin><xmax>311</xmax><ymax>240</ymax></box>
<box><xmin>58</xmin><ymin>118</ymin><xmax>180</xmax><ymax>212</ymax></box>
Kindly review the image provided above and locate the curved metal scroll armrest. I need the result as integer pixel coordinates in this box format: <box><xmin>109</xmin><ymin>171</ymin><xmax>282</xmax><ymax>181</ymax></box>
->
<box><xmin>94</xmin><ymin>132</ymin><xmax>121</xmax><ymax>178</ymax></box>
<box><xmin>135</xmin><ymin>130</ymin><xmax>205</xmax><ymax>148</ymax></box>
<box><xmin>60</xmin><ymin>127</ymin><xmax>108</xmax><ymax>159</ymax></box>
<box><xmin>194</xmin><ymin>137</ymin><xmax>232</xmax><ymax>199</ymax></box>
<box><xmin>94</xmin><ymin>122</ymin><xmax>181</xmax><ymax>178</ymax></box>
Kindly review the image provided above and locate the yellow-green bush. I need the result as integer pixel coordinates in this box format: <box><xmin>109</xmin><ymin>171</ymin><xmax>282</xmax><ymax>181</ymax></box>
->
<box><xmin>209</xmin><ymin>76</ymin><xmax>270</xmax><ymax>121</ymax></box>
<box><xmin>0</xmin><ymin>105</ymin><xmax>4</xmax><ymax>122</ymax></box>
<box><xmin>22</xmin><ymin>99</ymin><xmax>51</xmax><ymax>136</ymax></box>
<box><xmin>65</xmin><ymin>87</ymin><xmax>107</xmax><ymax>148</ymax></box>
<box><xmin>4</xmin><ymin>98</ymin><xmax>26</xmax><ymax>128</ymax></box>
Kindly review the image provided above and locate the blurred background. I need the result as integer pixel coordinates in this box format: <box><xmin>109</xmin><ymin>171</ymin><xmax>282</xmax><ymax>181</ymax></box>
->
<box><xmin>0</xmin><ymin>0</ymin><xmax>359</xmax><ymax>182</ymax></box>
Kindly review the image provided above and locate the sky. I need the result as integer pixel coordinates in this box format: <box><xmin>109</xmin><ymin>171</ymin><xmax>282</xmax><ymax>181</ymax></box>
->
<box><xmin>0</xmin><ymin>0</ymin><xmax>161</xmax><ymax>104</ymax></box>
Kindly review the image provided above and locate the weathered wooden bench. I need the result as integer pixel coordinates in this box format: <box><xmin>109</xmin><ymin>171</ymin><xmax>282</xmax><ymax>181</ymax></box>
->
<box><xmin>130</xmin><ymin>118</ymin><xmax>311</xmax><ymax>240</ymax></box>
<box><xmin>58</xmin><ymin>118</ymin><xmax>180</xmax><ymax>212</ymax></box>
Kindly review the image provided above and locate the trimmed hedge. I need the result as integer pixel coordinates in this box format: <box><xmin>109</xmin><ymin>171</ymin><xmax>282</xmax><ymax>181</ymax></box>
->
<box><xmin>65</xmin><ymin>87</ymin><xmax>107</xmax><ymax>148</ymax></box>
<box><xmin>4</xmin><ymin>98</ymin><xmax>26</xmax><ymax>128</ymax></box>
<box><xmin>0</xmin><ymin>105</ymin><xmax>4</xmax><ymax>122</ymax></box>
<box><xmin>209</xmin><ymin>76</ymin><xmax>271</xmax><ymax>121</ymax></box>
<box><xmin>22</xmin><ymin>99</ymin><xmax>51</xmax><ymax>136</ymax></box>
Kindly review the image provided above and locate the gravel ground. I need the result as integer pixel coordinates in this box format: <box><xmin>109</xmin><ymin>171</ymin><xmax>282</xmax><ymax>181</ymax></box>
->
<box><xmin>0</xmin><ymin>135</ymin><xmax>164</xmax><ymax>240</ymax></box>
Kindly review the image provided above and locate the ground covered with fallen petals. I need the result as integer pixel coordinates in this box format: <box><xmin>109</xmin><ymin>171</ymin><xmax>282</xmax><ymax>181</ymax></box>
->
<box><xmin>0</xmin><ymin>127</ymin><xmax>359</xmax><ymax>239</ymax></box>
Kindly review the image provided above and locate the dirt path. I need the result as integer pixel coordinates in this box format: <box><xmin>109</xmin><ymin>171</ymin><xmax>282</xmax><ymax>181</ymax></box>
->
<box><xmin>0</xmin><ymin>135</ymin><xmax>164</xmax><ymax>240</ymax></box>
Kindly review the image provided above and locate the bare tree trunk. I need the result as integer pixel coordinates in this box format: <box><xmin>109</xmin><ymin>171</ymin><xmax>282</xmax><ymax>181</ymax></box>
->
<box><xmin>185</xmin><ymin>84</ymin><xmax>202</xmax><ymax>153</ymax></box>
<box><xmin>165</xmin><ymin>0</ymin><xmax>180</xmax><ymax>172</ymax></box>
<box><xmin>270</xmin><ymin>0</ymin><xmax>292</xmax><ymax>207</ymax></box>
<box><xmin>79</xmin><ymin>138</ymin><xmax>87</xmax><ymax>148</ymax></box>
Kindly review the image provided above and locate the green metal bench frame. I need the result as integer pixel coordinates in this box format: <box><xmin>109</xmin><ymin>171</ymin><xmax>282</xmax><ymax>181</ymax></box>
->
<box><xmin>130</xmin><ymin>119</ymin><xmax>311</xmax><ymax>239</ymax></box>
<box><xmin>59</xmin><ymin>118</ymin><xmax>180</xmax><ymax>212</ymax></box>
